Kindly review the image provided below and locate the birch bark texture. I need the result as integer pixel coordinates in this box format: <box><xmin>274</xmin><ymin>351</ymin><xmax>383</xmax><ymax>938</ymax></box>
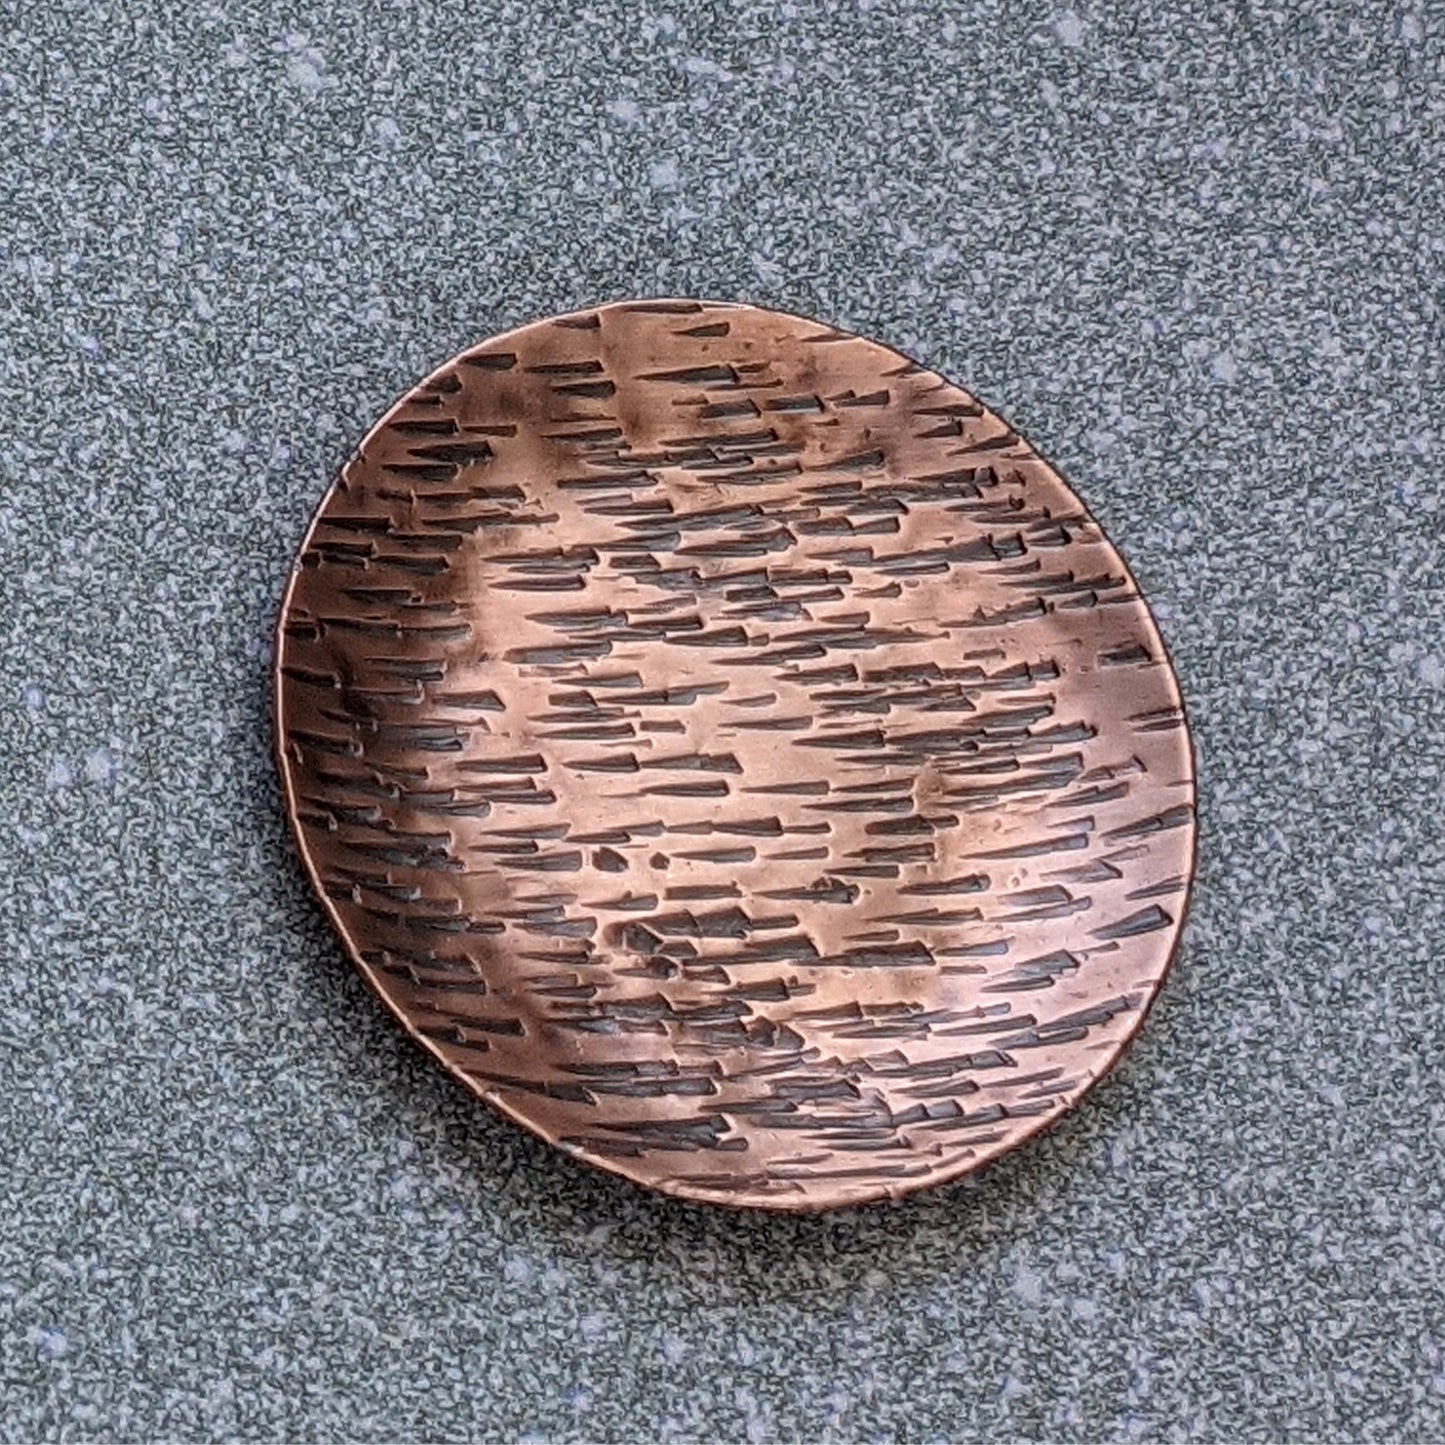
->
<box><xmin>275</xmin><ymin>300</ymin><xmax>1196</xmax><ymax>1210</ymax></box>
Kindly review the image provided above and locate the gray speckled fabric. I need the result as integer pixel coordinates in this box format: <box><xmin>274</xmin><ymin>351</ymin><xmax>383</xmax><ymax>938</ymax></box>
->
<box><xmin>1</xmin><ymin>2</ymin><xmax>1442</xmax><ymax>1441</ymax></box>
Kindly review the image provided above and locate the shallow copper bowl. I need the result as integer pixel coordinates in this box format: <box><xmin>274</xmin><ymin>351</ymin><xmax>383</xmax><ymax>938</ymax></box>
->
<box><xmin>275</xmin><ymin>299</ymin><xmax>1196</xmax><ymax>1210</ymax></box>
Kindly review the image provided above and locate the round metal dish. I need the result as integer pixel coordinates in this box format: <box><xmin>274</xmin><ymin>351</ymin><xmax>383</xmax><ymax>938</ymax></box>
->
<box><xmin>275</xmin><ymin>299</ymin><xmax>1196</xmax><ymax>1210</ymax></box>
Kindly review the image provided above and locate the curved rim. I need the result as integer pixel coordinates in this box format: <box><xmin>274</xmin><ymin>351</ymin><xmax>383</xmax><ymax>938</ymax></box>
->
<box><xmin>272</xmin><ymin>296</ymin><xmax>1198</xmax><ymax>1212</ymax></box>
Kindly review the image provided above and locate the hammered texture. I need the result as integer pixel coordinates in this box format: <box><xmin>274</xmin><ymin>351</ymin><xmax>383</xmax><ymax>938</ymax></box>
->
<box><xmin>274</xmin><ymin>300</ymin><xmax>1195</xmax><ymax>1209</ymax></box>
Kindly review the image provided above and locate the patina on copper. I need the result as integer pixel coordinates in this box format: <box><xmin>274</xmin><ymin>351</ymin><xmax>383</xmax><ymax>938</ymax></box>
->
<box><xmin>274</xmin><ymin>299</ymin><xmax>1196</xmax><ymax>1211</ymax></box>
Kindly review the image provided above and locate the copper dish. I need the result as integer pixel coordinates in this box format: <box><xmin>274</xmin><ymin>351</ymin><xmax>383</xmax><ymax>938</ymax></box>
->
<box><xmin>275</xmin><ymin>299</ymin><xmax>1196</xmax><ymax>1210</ymax></box>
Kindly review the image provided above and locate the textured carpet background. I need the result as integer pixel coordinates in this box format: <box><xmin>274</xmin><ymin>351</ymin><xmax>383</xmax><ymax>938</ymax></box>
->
<box><xmin>2</xmin><ymin>2</ymin><xmax>1442</xmax><ymax>1441</ymax></box>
